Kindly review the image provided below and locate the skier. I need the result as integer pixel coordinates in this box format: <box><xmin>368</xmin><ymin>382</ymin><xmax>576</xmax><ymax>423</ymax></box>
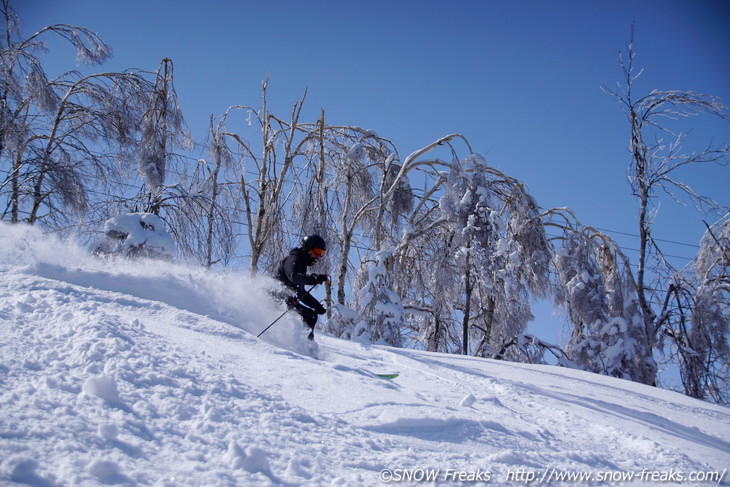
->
<box><xmin>274</xmin><ymin>234</ymin><xmax>329</xmax><ymax>340</ymax></box>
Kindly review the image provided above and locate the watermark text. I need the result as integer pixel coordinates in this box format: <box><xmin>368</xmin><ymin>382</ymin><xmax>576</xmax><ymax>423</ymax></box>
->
<box><xmin>378</xmin><ymin>467</ymin><xmax>727</xmax><ymax>484</ymax></box>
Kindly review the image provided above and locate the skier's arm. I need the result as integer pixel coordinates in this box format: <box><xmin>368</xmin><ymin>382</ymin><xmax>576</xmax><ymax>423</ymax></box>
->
<box><xmin>282</xmin><ymin>256</ymin><xmax>319</xmax><ymax>286</ymax></box>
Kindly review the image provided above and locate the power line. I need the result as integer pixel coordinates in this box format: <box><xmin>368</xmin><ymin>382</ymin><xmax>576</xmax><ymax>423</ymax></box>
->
<box><xmin>614</xmin><ymin>246</ymin><xmax>693</xmax><ymax>262</ymax></box>
<box><xmin>595</xmin><ymin>227</ymin><xmax>700</xmax><ymax>249</ymax></box>
<box><xmin>544</xmin><ymin>233</ymin><xmax>694</xmax><ymax>264</ymax></box>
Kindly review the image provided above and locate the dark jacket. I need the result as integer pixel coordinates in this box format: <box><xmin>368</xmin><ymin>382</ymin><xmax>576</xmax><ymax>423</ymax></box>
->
<box><xmin>275</xmin><ymin>248</ymin><xmax>325</xmax><ymax>313</ymax></box>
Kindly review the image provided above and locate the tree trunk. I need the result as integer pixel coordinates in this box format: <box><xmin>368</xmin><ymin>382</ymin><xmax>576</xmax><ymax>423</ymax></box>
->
<box><xmin>462</xmin><ymin>246</ymin><xmax>472</xmax><ymax>355</ymax></box>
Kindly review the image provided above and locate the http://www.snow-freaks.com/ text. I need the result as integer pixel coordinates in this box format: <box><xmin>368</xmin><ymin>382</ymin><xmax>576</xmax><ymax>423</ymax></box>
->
<box><xmin>378</xmin><ymin>467</ymin><xmax>727</xmax><ymax>484</ymax></box>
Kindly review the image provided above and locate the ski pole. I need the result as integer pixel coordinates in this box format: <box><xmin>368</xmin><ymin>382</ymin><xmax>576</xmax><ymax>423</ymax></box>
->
<box><xmin>257</xmin><ymin>283</ymin><xmax>319</xmax><ymax>338</ymax></box>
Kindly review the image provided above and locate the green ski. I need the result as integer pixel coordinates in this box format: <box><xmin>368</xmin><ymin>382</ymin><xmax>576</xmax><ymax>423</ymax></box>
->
<box><xmin>374</xmin><ymin>373</ymin><xmax>399</xmax><ymax>380</ymax></box>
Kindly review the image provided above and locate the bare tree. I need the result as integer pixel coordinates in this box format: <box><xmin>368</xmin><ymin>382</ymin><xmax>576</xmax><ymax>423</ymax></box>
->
<box><xmin>15</xmin><ymin>70</ymin><xmax>150</xmax><ymax>227</ymax></box>
<box><xmin>203</xmin><ymin>80</ymin><xmax>316</xmax><ymax>274</ymax></box>
<box><xmin>603</xmin><ymin>29</ymin><xmax>729</xmax><ymax>394</ymax></box>
<box><xmin>1</xmin><ymin>0</ymin><xmax>114</xmax><ymax>223</ymax></box>
<box><xmin>136</xmin><ymin>58</ymin><xmax>192</xmax><ymax>215</ymax></box>
<box><xmin>658</xmin><ymin>216</ymin><xmax>730</xmax><ymax>403</ymax></box>
<box><xmin>603</xmin><ymin>29</ymin><xmax>728</xmax><ymax>329</ymax></box>
<box><xmin>194</xmin><ymin>116</ymin><xmax>237</xmax><ymax>267</ymax></box>
<box><xmin>310</xmin><ymin>126</ymin><xmax>398</xmax><ymax>306</ymax></box>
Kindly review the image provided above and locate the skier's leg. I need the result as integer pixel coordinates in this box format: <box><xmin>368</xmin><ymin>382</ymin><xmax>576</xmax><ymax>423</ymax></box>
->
<box><xmin>295</xmin><ymin>305</ymin><xmax>318</xmax><ymax>340</ymax></box>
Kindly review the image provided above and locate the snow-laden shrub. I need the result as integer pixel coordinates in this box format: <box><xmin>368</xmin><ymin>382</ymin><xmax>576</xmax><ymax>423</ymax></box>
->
<box><xmin>347</xmin><ymin>250</ymin><xmax>405</xmax><ymax>347</ymax></box>
<box><xmin>555</xmin><ymin>230</ymin><xmax>655</xmax><ymax>384</ymax></box>
<box><xmin>93</xmin><ymin>213</ymin><xmax>175</xmax><ymax>260</ymax></box>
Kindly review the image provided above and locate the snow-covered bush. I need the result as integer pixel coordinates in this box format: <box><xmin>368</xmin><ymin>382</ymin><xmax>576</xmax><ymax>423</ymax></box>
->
<box><xmin>351</xmin><ymin>250</ymin><xmax>405</xmax><ymax>347</ymax></box>
<box><xmin>555</xmin><ymin>229</ymin><xmax>655</xmax><ymax>384</ymax></box>
<box><xmin>685</xmin><ymin>216</ymin><xmax>730</xmax><ymax>401</ymax></box>
<box><xmin>93</xmin><ymin>213</ymin><xmax>175</xmax><ymax>260</ymax></box>
<box><xmin>323</xmin><ymin>304</ymin><xmax>364</xmax><ymax>343</ymax></box>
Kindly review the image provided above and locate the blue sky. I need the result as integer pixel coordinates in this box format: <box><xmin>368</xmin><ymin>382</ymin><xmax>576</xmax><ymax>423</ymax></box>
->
<box><xmin>14</xmin><ymin>0</ymin><xmax>729</xmax><ymax>345</ymax></box>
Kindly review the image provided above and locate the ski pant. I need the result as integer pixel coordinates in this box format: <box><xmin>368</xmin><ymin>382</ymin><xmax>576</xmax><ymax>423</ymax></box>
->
<box><xmin>271</xmin><ymin>291</ymin><xmax>319</xmax><ymax>331</ymax></box>
<box><xmin>293</xmin><ymin>302</ymin><xmax>318</xmax><ymax>330</ymax></box>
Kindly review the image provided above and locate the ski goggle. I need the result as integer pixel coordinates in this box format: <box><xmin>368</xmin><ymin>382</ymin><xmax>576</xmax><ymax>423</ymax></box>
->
<box><xmin>311</xmin><ymin>247</ymin><xmax>326</xmax><ymax>258</ymax></box>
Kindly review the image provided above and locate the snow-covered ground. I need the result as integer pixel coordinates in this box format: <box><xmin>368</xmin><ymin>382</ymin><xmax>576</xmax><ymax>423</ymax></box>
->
<box><xmin>1</xmin><ymin>222</ymin><xmax>728</xmax><ymax>487</ymax></box>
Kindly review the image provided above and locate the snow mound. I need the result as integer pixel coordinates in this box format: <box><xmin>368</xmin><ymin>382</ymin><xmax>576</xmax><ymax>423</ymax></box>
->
<box><xmin>83</xmin><ymin>374</ymin><xmax>122</xmax><ymax>403</ymax></box>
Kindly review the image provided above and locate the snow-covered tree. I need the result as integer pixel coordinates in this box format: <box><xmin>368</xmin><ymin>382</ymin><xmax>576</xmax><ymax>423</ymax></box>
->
<box><xmin>474</xmin><ymin>178</ymin><xmax>551</xmax><ymax>358</ymax></box>
<box><xmin>432</xmin><ymin>153</ymin><xmax>550</xmax><ymax>357</ymax></box>
<box><xmin>550</xmin><ymin>208</ymin><xmax>655</xmax><ymax>384</ymax></box>
<box><xmin>290</xmin><ymin>124</ymin><xmax>380</xmax><ymax>306</ymax></box>
<box><xmin>436</xmin><ymin>154</ymin><xmax>494</xmax><ymax>354</ymax></box>
<box><xmin>325</xmin><ymin>129</ymin><xmax>396</xmax><ymax>306</ymax></box>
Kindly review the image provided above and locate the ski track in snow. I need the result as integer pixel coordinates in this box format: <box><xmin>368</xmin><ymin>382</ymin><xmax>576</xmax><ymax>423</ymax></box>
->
<box><xmin>1</xmin><ymin>224</ymin><xmax>729</xmax><ymax>486</ymax></box>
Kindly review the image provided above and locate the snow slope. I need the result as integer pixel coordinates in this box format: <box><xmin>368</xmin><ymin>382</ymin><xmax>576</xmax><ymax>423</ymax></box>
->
<box><xmin>1</xmin><ymin>222</ymin><xmax>728</xmax><ymax>487</ymax></box>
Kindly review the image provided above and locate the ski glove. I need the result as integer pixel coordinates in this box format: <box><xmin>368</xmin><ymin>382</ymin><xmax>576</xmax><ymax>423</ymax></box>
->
<box><xmin>312</xmin><ymin>273</ymin><xmax>329</xmax><ymax>285</ymax></box>
<box><xmin>315</xmin><ymin>304</ymin><xmax>327</xmax><ymax>315</ymax></box>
